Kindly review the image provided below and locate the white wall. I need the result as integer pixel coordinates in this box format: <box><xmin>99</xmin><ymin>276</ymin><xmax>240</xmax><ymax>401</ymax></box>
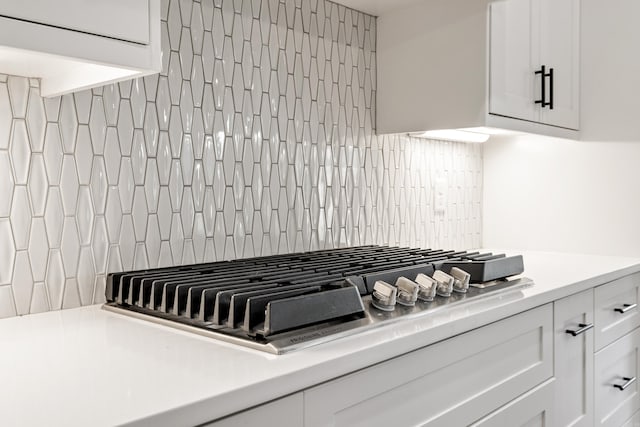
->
<box><xmin>483</xmin><ymin>133</ymin><xmax>640</xmax><ymax>256</ymax></box>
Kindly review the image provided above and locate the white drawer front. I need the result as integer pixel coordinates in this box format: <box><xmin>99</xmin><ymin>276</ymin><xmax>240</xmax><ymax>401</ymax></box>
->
<box><xmin>595</xmin><ymin>328</ymin><xmax>640</xmax><ymax>427</ymax></box>
<box><xmin>304</xmin><ymin>304</ymin><xmax>553</xmax><ymax>427</ymax></box>
<box><xmin>470</xmin><ymin>379</ymin><xmax>554</xmax><ymax>427</ymax></box>
<box><xmin>595</xmin><ymin>273</ymin><xmax>640</xmax><ymax>351</ymax></box>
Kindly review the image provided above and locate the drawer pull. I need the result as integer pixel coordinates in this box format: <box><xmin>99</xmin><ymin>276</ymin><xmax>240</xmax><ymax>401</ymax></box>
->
<box><xmin>565</xmin><ymin>323</ymin><xmax>594</xmax><ymax>337</ymax></box>
<box><xmin>613</xmin><ymin>376</ymin><xmax>637</xmax><ymax>391</ymax></box>
<box><xmin>614</xmin><ymin>303</ymin><xmax>637</xmax><ymax>314</ymax></box>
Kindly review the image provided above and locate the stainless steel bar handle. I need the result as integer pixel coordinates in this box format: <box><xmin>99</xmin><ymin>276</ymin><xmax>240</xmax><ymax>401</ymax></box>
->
<box><xmin>614</xmin><ymin>303</ymin><xmax>638</xmax><ymax>314</ymax></box>
<box><xmin>565</xmin><ymin>323</ymin><xmax>594</xmax><ymax>337</ymax></box>
<box><xmin>614</xmin><ymin>376</ymin><xmax>637</xmax><ymax>391</ymax></box>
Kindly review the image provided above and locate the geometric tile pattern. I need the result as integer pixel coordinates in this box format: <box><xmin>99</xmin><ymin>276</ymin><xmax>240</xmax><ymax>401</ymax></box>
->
<box><xmin>0</xmin><ymin>0</ymin><xmax>482</xmax><ymax>318</ymax></box>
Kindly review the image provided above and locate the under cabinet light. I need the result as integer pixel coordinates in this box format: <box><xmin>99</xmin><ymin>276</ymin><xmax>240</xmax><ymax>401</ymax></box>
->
<box><xmin>410</xmin><ymin>129</ymin><xmax>490</xmax><ymax>143</ymax></box>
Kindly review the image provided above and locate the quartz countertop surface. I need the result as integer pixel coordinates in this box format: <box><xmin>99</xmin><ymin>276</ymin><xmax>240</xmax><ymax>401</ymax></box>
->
<box><xmin>2</xmin><ymin>250</ymin><xmax>640</xmax><ymax>427</ymax></box>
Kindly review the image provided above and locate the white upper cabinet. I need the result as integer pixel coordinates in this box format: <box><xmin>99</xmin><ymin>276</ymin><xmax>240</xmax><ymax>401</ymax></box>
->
<box><xmin>0</xmin><ymin>0</ymin><xmax>161</xmax><ymax>97</ymax></box>
<box><xmin>376</xmin><ymin>0</ymin><xmax>580</xmax><ymax>139</ymax></box>
<box><xmin>489</xmin><ymin>0</ymin><xmax>580</xmax><ymax>130</ymax></box>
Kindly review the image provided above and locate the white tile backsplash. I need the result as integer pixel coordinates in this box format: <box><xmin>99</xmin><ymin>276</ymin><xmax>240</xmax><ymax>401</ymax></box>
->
<box><xmin>0</xmin><ymin>0</ymin><xmax>482</xmax><ymax>318</ymax></box>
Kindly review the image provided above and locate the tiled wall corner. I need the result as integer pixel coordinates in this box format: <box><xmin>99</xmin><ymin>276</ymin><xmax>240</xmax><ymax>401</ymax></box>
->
<box><xmin>0</xmin><ymin>0</ymin><xmax>482</xmax><ymax>318</ymax></box>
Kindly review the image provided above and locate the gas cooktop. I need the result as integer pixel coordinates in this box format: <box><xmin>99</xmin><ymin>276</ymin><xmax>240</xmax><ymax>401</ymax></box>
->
<box><xmin>103</xmin><ymin>245</ymin><xmax>532</xmax><ymax>354</ymax></box>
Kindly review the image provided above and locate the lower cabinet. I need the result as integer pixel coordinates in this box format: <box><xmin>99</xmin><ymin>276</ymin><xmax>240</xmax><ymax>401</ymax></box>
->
<box><xmin>595</xmin><ymin>328</ymin><xmax>640</xmax><ymax>427</ymax></box>
<box><xmin>303</xmin><ymin>305</ymin><xmax>552</xmax><ymax>427</ymax></box>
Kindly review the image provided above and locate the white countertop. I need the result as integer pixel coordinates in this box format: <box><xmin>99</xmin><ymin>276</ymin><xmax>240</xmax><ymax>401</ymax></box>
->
<box><xmin>2</xmin><ymin>251</ymin><xmax>640</xmax><ymax>427</ymax></box>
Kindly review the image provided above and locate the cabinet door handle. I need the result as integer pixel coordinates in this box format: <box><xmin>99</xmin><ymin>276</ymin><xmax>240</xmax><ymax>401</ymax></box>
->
<box><xmin>548</xmin><ymin>67</ymin><xmax>554</xmax><ymax>110</ymax></box>
<box><xmin>614</xmin><ymin>303</ymin><xmax>637</xmax><ymax>314</ymax></box>
<box><xmin>534</xmin><ymin>66</ymin><xmax>554</xmax><ymax>109</ymax></box>
<box><xmin>565</xmin><ymin>323</ymin><xmax>593</xmax><ymax>337</ymax></box>
<box><xmin>534</xmin><ymin>65</ymin><xmax>547</xmax><ymax>107</ymax></box>
<box><xmin>614</xmin><ymin>376</ymin><xmax>636</xmax><ymax>391</ymax></box>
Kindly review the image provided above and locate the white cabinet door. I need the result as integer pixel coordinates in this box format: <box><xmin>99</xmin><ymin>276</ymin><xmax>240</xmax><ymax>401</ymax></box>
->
<box><xmin>538</xmin><ymin>0</ymin><xmax>580</xmax><ymax>129</ymax></box>
<box><xmin>0</xmin><ymin>0</ymin><xmax>150</xmax><ymax>45</ymax></box>
<box><xmin>489</xmin><ymin>0</ymin><xmax>538</xmax><ymax>123</ymax></box>
<box><xmin>594</xmin><ymin>328</ymin><xmax>640</xmax><ymax>427</ymax></box>
<box><xmin>553</xmin><ymin>289</ymin><xmax>594</xmax><ymax>427</ymax></box>
<box><xmin>203</xmin><ymin>393</ymin><xmax>303</xmax><ymax>427</ymax></box>
<box><xmin>303</xmin><ymin>305</ymin><xmax>553</xmax><ymax>427</ymax></box>
<box><xmin>489</xmin><ymin>0</ymin><xmax>579</xmax><ymax>130</ymax></box>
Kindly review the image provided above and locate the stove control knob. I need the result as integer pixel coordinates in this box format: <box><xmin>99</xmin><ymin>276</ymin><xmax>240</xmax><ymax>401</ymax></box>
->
<box><xmin>415</xmin><ymin>274</ymin><xmax>438</xmax><ymax>302</ymax></box>
<box><xmin>371</xmin><ymin>280</ymin><xmax>397</xmax><ymax>311</ymax></box>
<box><xmin>395</xmin><ymin>277</ymin><xmax>419</xmax><ymax>306</ymax></box>
<box><xmin>433</xmin><ymin>270</ymin><xmax>455</xmax><ymax>297</ymax></box>
<box><xmin>450</xmin><ymin>267</ymin><xmax>471</xmax><ymax>293</ymax></box>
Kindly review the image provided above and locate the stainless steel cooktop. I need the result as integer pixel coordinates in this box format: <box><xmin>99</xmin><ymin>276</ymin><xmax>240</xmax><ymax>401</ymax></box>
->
<box><xmin>103</xmin><ymin>245</ymin><xmax>532</xmax><ymax>354</ymax></box>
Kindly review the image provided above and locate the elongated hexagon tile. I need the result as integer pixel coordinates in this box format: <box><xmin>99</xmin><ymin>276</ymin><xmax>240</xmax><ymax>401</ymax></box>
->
<box><xmin>157</xmin><ymin>187</ymin><xmax>172</xmax><ymax>241</ymax></box>
<box><xmin>74</xmin><ymin>125</ymin><xmax>93</xmax><ymax>185</ymax></box>
<box><xmin>8</xmin><ymin>76</ymin><xmax>29</xmax><ymax>118</ymax></box>
<box><xmin>156</xmin><ymin>77</ymin><xmax>171</xmax><ymax>131</ymax></box>
<box><xmin>157</xmin><ymin>132</ymin><xmax>172</xmax><ymax>185</ymax></box>
<box><xmin>61</xmin><ymin>278</ymin><xmax>81</xmax><ymax>309</ymax></box>
<box><xmin>131</xmin><ymin>130</ymin><xmax>147</xmax><ymax>185</ymax></box>
<box><xmin>144</xmin><ymin>105</ymin><xmax>160</xmax><ymax>157</ymax></box>
<box><xmin>28</xmin><ymin>217</ymin><xmax>49</xmax><ymax>282</ymax></box>
<box><xmin>27</xmin><ymin>154</ymin><xmax>48</xmax><ymax>216</ymax></box>
<box><xmin>12</xmin><ymin>251</ymin><xmax>34</xmax><ymax>315</ymax></box>
<box><xmin>146</xmin><ymin>215</ymin><xmax>161</xmax><ymax>267</ymax></box>
<box><xmin>89</xmin><ymin>97</ymin><xmax>107</xmax><ymax>155</ymax></box>
<box><xmin>91</xmin><ymin>217</ymin><xmax>109</xmax><ymax>275</ymax></box>
<box><xmin>119</xmin><ymin>215</ymin><xmax>136</xmax><ymax>270</ymax></box>
<box><xmin>59</xmin><ymin>95</ymin><xmax>78</xmax><ymax>153</ymax></box>
<box><xmin>118</xmin><ymin>100</ymin><xmax>134</xmax><ymax>156</ymax></box>
<box><xmin>10</xmin><ymin>120</ymin><xmax>30</xmax><ymax>185</ymax></box>
<box><xmin>103</xmin><ymin>84</ymin><xmax>120</xmax><ymax>126</ymax></box>
<box><xmin>105</xmin><ymin>186</ymin><xmax>123</xmax><ymax>243</ymax></box>
<box><xmin>132</xmin><ymin>186</ymin><xmax>148</xmax><ymax>241</ymax></box>
<box><xmin>27</xmin><ymin>88</ymin><xmax>46</xmax><ymax>152</ymax></box>
<box><xmin>45</xmin><ymin>249</ymin><xmax>65</xmax><ymax>310</ymax></box>
<box><xmin>169</xmin><ymin>159</ymin><xmax>184</xmax><ymax>211</ymax></box>
<box><xmin>90</xmin><ymin>157</ymin><xmax>108</xmax><ymax>215</ymax></box>
<box><xmin>11</xmin><ymin>186</ymin><xmax>31</xmax><ymax>250</ymax></box>
<box><xmin>170</xmin><ymin>212</ymin><xmax>184</xmax><ymax>263</ymax></box>
<box><xmin>73</xmin><ymin>90</ymin><xmax>92</xmax><ymax>124</ymax></box>
<box><xmin>76</xmin><ymin>246</ymin><xmax>95</xmax><ymax>305</ymax></box>
<box><xmin>104</xmin><ymin>128</ymin><xmax>121</xmax><ymax>186</ymax></box>
<box><xmin>130</xmin><ymin>78</ymin><xmax>147</xmax><ymax>128</ymax></box>
<box><xmin>145</xmin><ymin>159</ymin><xmax>161</xmax><ymax>213</ymax></box>
<box><xmin>76</xmin><ymin>186</ymin><xmax>95</xmax><ymax>246</ymax></box>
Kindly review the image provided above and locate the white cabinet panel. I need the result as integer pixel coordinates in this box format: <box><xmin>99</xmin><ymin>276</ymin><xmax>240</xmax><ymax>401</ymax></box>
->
<box><xmin>303</xmin><ymin>305</ymin><xmax>553</xmax><ymax>427</ymax></box>
<box><xmin>0</xmin><ymin>0</ymin><xmax>150</xmax><ymax>45</ymax></box>
<box><xmin>203</xmin><ymin>393</ymin><xmax>303</xmax><ymax>427</ymax></box>
<box><xmin>595</xmin><ymin>273</ymin><xmax>640</xmax><ymax>351</ymax></box>
<box><xmin>553</xmin><ymin>289</ymin><xmax>594</xmax><ymax>427</ymax></box>
<box><xmin>595</xmin><ymin>329</ymin><xmax>640</xmax><ymax>427</ymax></box>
